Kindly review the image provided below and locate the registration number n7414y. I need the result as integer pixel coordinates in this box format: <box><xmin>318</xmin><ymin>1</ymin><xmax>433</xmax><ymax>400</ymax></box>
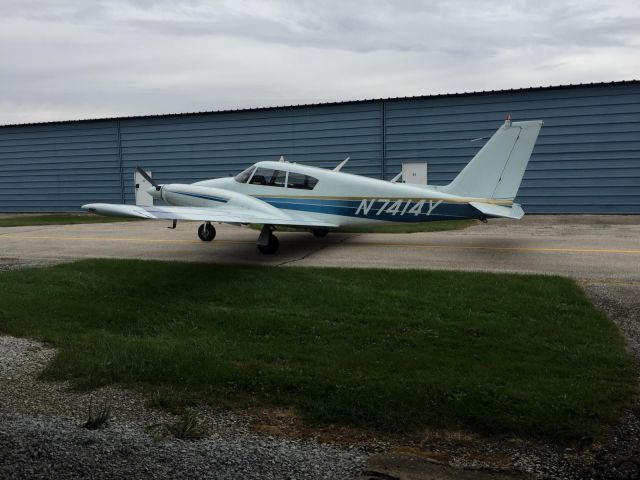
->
<box><xmin>355</xmin><ymin>199</ymin><xmax>443</xmax><ymax>216</ymax></box>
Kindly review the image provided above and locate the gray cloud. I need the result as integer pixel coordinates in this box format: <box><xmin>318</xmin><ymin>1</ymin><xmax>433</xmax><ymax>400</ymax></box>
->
<box><xmin>1</xmin><ymin>0</ymin><xmax>639</xmax><ymax>124</ymax></box>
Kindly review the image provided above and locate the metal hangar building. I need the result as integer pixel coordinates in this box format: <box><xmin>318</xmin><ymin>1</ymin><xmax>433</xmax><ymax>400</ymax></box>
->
<box><xmin>0</xmin><ymin>80</ymin><xmax>638</xmax><ymax>214</ymax></box>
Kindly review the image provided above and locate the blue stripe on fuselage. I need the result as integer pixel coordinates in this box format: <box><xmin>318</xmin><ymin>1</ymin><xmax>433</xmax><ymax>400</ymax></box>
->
<box><xmin>176</xmin><ymin>192</ymin><xmax>228</xmax><ymax>203</ymax></box>
<box><xmin>257</xmin><ymin>196</ymin><xmax>481</xmax><ymax>222</ymax></box>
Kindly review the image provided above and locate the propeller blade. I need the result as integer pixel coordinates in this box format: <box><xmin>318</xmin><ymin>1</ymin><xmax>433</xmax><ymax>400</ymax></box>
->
<box><xmin>136</xmin><ymin>166</ymin><xmax>160</xmax><ymax>190</ymax></box>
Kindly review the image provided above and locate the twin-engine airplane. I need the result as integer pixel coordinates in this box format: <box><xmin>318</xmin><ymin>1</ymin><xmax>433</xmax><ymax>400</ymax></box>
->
<box><xmin>83</xmin><ymin>118</ymin><xmax>543</xmax><ymax>254</ymax></box>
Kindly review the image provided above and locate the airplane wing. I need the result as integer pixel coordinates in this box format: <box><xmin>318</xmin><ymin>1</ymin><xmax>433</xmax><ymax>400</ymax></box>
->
<box><xmin>82</xmin><ymin>203</ymin><xmax>338</xmax><ymax>228</ymax></box>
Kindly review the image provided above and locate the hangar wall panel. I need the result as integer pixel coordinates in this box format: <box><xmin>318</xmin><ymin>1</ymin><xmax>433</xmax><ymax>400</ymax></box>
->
<box><xmin>383</xmin><ymin>83</ymin><xmax>640</xmax><ymax>213</ymax></box>
<box><xmin>118</xmin><ymin>104</ymin><xmax>382</xmax><ymax>205</ymax></box>
<box><xmin>0</xmin><ymin>121</ymin><xmax>123</xmax><ymax>212</ymax></box>
<box><xmin>0</xmin><ymin>81</ymin><xmax>638</xmax><ymax>213</ymax></box>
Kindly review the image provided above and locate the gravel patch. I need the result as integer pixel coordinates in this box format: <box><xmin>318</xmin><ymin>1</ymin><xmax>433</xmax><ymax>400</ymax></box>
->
<box><xmin>0</xmin><ymin>413</ymin><xmax>366</xmax><ymax>480</ymax></box>
<box><xmin>582</xmin><ymin>281</ymin><xmax>640</xmax><ymax>480</ymax></box>
<box><xmin>0</xmin><ymin>336</ymin><xmax>368</xmax><ymax>479</ymax></box>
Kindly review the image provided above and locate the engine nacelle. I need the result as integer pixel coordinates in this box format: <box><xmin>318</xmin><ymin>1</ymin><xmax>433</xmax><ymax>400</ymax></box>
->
<box><xmin>158</xmin><ymin>184</ymin><xmax>287</xmax><ymax>218</ymax></box>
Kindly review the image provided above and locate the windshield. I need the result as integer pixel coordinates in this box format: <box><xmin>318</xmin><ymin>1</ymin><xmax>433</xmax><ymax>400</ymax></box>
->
<box><xmin>234</xmin><ymin>166</ymin><xmax>256</xmax><ymax>183</ymax></box>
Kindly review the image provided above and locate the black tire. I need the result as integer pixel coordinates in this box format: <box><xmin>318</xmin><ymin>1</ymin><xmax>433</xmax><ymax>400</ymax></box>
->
<box><xmin>311</xmin><ymin>228</ymin><xmax>329</xmax><ymax>238</ymax></box>
<box><xmin>257</xmin><ymin>234</ymin><xmax>279</xmax><ymax>254</ymax></box>
<box><xmin>197</xmin><ymin>223</ymin><xmax>216</xmax><ymax>241</ymax></box>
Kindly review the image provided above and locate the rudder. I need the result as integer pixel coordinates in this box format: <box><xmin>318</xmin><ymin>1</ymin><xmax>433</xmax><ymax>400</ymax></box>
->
<box><xmin>442</xmin><ymin>119</ymin><xmax>543</xmax><ymax>201</ymax></box>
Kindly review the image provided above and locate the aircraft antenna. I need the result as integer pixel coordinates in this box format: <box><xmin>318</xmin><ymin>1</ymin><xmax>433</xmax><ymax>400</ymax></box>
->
<box><xmin>334</xmin><ymin>156</ymin><xmax>350</xmax><ymax>172</ymax></box>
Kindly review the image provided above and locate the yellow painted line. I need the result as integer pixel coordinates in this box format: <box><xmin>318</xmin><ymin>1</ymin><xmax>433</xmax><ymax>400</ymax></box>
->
<box><xmin>3</xmin><ymin>234</ymin><xmax>640</xmax><ymax>255</ymax></box>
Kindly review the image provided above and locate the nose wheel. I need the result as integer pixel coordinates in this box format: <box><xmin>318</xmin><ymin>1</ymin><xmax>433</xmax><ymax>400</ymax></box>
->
<box><xmin>257</xmin><ymin>225</ymin><xmax>279</xmax><ymax>254</ymax></box>
<box><xmin>197</xmin><ymin>222</ymin><xmax>216</xmax><ymax>241</ymax></box>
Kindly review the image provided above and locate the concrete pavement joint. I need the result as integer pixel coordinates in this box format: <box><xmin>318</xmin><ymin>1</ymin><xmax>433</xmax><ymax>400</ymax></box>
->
<box><xmin>274</xmin><ymin>233</ymin><xmax>362</xmax><ymax>267</ymax></box>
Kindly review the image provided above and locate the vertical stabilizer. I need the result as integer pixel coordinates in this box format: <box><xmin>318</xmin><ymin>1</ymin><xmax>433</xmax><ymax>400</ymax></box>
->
<box><xmin>442</xmin><ymin>119</ymin><xmax>543</xmax><ymax>201</ymax></box>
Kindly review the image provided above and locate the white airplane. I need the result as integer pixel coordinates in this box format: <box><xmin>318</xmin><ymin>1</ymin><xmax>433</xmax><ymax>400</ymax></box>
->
<box><xmin>83</xmin><ymin>118</ymin><xmax>543</xmax><ymax>254</ymax></box>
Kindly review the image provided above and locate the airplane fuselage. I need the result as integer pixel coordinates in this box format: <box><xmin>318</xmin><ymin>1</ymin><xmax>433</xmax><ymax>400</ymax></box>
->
<box><xmin>154</xmin><ymin>161</ymin><xmax>509</xmax><ymax>228</ymax></box>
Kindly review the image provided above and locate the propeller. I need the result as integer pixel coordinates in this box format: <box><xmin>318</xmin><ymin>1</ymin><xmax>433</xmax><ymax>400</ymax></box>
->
<box><xmin>136</xmin><ymin>166</ymin><xmax>161</xmax><ymax>191</ymax></box>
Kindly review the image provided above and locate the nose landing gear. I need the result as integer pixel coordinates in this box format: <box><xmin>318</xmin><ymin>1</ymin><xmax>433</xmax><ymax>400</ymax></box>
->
<box><xmin>197</xmin><ymin>222</ymin><xmax>216</xmax><ymax>241</ymax></box>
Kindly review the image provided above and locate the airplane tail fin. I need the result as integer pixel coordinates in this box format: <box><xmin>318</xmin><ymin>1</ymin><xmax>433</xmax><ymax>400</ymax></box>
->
<box><xmin>441</xmin><ymin>119</ymin><xmax>543</xmax><ymax>201</ymax></box>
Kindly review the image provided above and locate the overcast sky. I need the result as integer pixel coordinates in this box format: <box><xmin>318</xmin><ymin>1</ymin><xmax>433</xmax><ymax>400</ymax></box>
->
<box><xmin>1</xmin><ymin>0</ymin><xmax>639</xmax><ymax>124</ymax></box>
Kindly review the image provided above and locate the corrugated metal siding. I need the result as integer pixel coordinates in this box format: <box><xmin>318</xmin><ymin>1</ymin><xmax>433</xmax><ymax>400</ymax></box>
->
<box><xmin>0</xmin><ymin>121</ymin><xmax>123</xmax><ymax>211</ymax></box>
<box><xmin>384</xmin><ymin>83</ymin><xmax>640</xmax><ymax>213</ymax></box>
<box><xmin>1</xmin><ymin>82</ymin><xmax>639</xmax><ymax>213</ymax></box>
<box><xmin>118</xmin><ymin>103</ymin><xmax>382</xmax><ymax>205</ymax></box>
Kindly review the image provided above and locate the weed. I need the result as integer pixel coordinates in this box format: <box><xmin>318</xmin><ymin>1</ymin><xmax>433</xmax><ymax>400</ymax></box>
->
<box><xmin>82</xmin><ymin>402</ymin><xmax>111</xmax><ymax>430</ymax></box>
<box><xmin>167</xmin><ymin>410</ymin><xmax>207</xmax><ymax>440</ymax></box>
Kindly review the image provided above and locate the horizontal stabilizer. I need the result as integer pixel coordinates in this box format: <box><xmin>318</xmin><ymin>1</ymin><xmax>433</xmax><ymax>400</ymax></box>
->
<box><xmin>470</xmin><ymin>202</ymin><xmax>524</xmax><ymax>220</ymax></box>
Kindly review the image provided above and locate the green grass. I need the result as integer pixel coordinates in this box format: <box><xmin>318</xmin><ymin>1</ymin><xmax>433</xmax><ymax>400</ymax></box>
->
<box><xmin>0</xmin><ymin>214</ymin><xmax>139</xmax><ymax>227</ymax></box>
<box><xmin>0</xmin><ymin>260</ymin><xmax>635</xmax><ymax>441</ymax></box>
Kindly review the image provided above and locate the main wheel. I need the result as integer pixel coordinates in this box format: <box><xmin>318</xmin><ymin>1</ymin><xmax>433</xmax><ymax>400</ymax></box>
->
<box><xmin>257</xmin><ymin>233</ymin><xmax>279</xmax><ymax>254</ymax></box>
<box><xmin>197</xmin><ymin>223</ymin><xmax>216</xmax><ymax>242</ymax></box>
<box><xmin>311</xmin><ymin>228</ymin><xmax>329</xmax><ymax>238</ymax></box>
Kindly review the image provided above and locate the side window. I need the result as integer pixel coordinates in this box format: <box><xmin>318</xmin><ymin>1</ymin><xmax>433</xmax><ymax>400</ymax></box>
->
<box><xmin>249</xmin><ymin>168</ymin><xmax>287</xmax><ymax>187</ymax></box>
<box><xmin>234</xmin><ymin>166</ymin><xmax>255</xmax><ymax>183</ymax></box>
<box><xmin>270</xmin><ymin>170</ymin><xmax>287</xmax><ymax>187</ymax></box>
<box><xmin>287</xmin><ymin>173</ymin><xmax>319</xmax><ymax>190</ymax></box>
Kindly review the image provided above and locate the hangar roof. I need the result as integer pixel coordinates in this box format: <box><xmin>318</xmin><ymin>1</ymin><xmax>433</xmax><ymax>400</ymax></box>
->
<box><xmin>2</xmin><ymin>79</ymin><xmax>638</xmax><ymax>128</ymax></box>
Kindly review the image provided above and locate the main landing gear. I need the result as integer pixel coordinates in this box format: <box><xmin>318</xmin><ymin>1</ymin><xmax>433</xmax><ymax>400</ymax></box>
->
<box><xmin>311</xmin><ymin>228</ymin><xmax>329</xmax><ymax>238</ymax></box>
<box><xmin>195</xmin><ymin>222</ymin><xmax>278</xmax><ymax>253</ymax></box>
<box><xmin>257</xmin><ymin>225</ymin><xmax>279</xmax><ymax>254</ymax></box>
<box><xmin>197</xmin><ymin>222</ymin><xmax>216</xmax><ymax>241</ymax></box>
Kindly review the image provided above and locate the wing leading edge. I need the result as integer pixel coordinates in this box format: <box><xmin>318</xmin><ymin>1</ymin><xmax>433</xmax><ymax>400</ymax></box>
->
<box><xmin>81</xmin><ymin>203</ymin><xmax>338</xmax><ymax>228</ymax></box>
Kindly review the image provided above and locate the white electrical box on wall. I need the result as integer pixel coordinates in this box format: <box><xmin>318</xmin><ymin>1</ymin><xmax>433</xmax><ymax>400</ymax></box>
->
<box><xmin>134</xmin><ymin>170</ymin><xmax>154</xmax><ymax>206</ymax></box>
<box><xmin>401</xmin><ymin>162</ymin><xmax>428</xmax><ymax>185</ymax></box>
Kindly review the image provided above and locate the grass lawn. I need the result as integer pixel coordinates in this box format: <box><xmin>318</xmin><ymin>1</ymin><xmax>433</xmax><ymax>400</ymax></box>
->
<box><xmin>0</xmin><ymin>214</ymin><xmax>139</xmax><ymax>227</ymax></box>
<box><xmin>0</xmin><ymin>260</ymin><xmax>635</xmax><ymax>441</ymax></box>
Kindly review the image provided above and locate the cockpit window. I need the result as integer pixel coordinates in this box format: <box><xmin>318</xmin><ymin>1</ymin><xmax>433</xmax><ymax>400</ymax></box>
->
<box><xmin>249</xmin><ymin>168</ymin><xmax>287</xmax><ymax>187</ymax></box>
<box><xmin>270</xmin><ymin>170</ymin><xmax>287</xmax><ymax>187</ymax></box>
<box><xmin>234</xmin><ymin>166</ymin><xmax>255</xmax><ymax>183</ymax></box>
<box><xmin>287</xmin><ymin>172</ymin><xmax>318</xmax><ymax>190</ymax></box>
